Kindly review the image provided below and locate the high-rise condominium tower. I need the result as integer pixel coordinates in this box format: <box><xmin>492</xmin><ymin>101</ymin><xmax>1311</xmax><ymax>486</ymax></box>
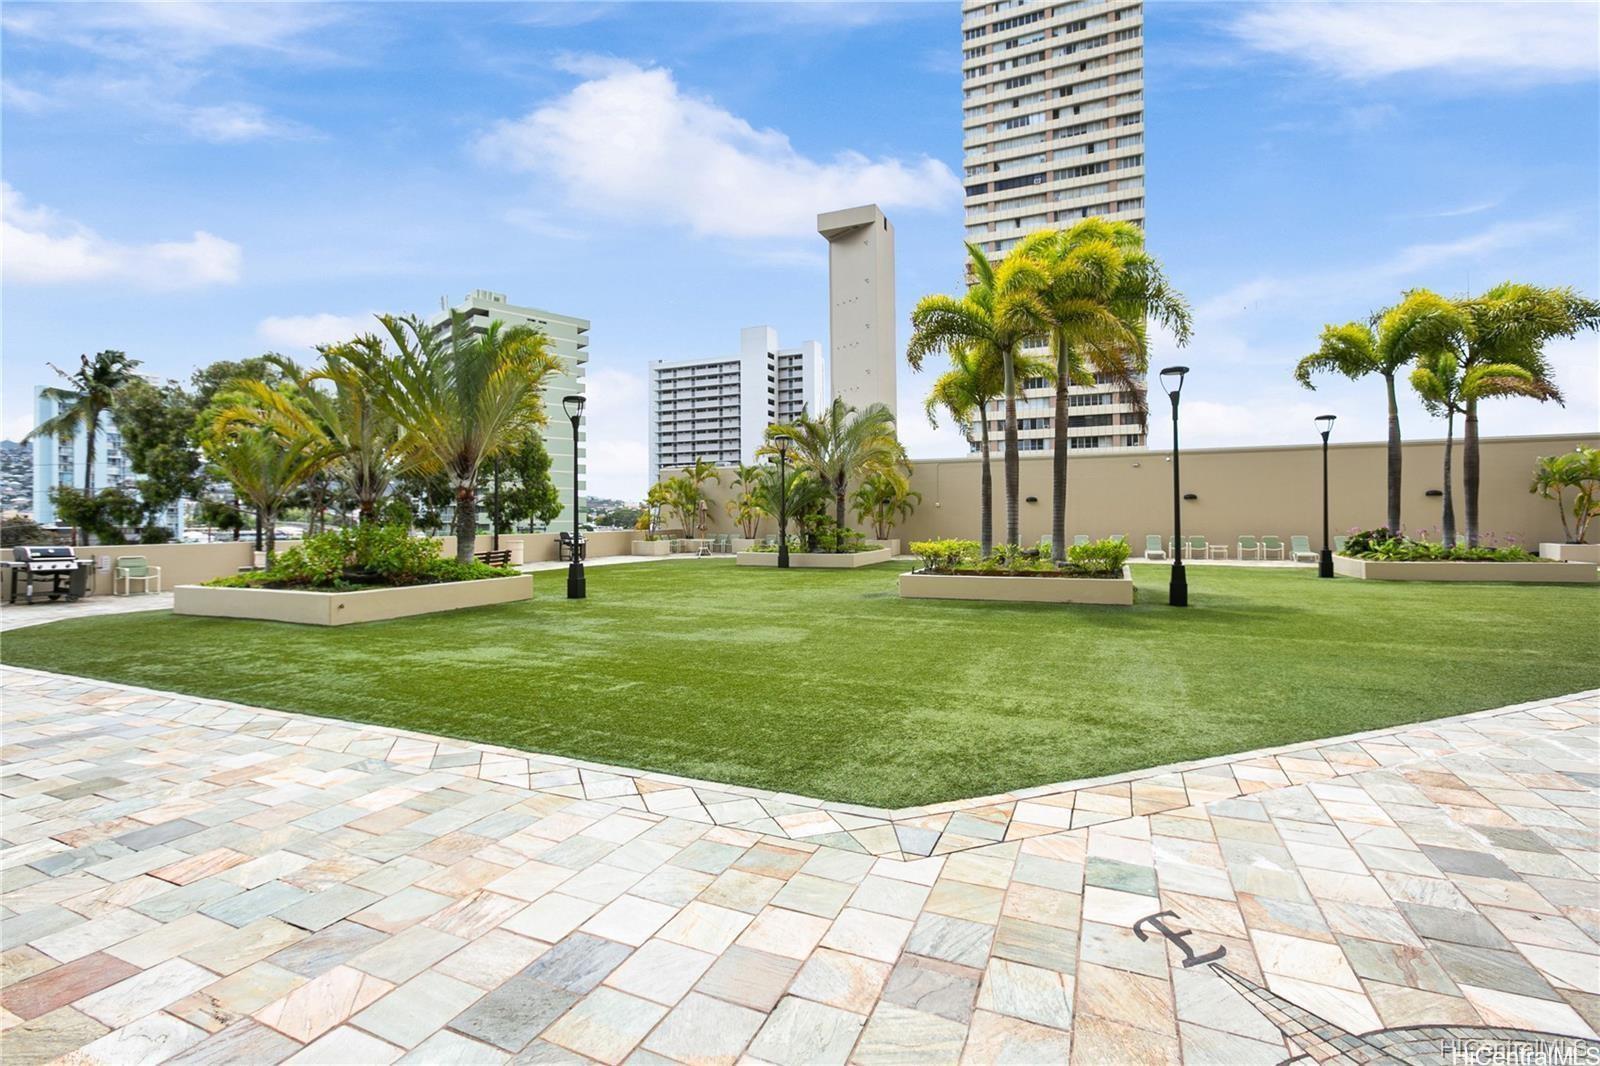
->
<box><xmin>647</xmin><ymin>327</ymin><xmax>822</xmax><ymax>478</ymax></box>
<box><xmin>819</xmin><ymin>204</ymin><xmax>897</xmax><ymax>419</ymax></box>
<box><xmin>430</xmin><ymin>290</ymin><xmax>589</xmax><ymax>522</ymax></box>
<box><xmin>960</xmin><ymin>0</ymin><xmax>1147</xmax><ymax>455</ymax></box>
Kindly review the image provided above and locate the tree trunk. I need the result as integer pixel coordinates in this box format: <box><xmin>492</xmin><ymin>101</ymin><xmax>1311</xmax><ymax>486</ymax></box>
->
<box><xmin>1384</xmin><ymin>373</ymin><xmax>1402</xmax><ymax>535</ymax></box>
<box><xmin>254</xmin><ymin>509</ymin><xmax>263</xmax><ymax>551</ymax></box>
<box><xmin>835</xmin><ymin>484</ymin><xmax>847</xmax><ymax>552</ymax></box>
<box><xmin>1441</xmin><ymin>411</ymin><xmax>1456</xmax><ymax>547</ymax></box>
<box><xmin>82</xmin><ymin>408</ymin><xmax>98</xmax><ymax>497</ymax></box>
<box><xmin>454</xmin><ymin>484</ymin><xmax>478</xmax><ymax>564</ymax></box>
<box><xmin>978</xmin><ymin>403</ymin><xmax>994</xmax><ymax>558</ymax></box>
<box><xmin>1050</xmin><ymin>334</ymin><xmax>1070</xmax><ymax>565</ymax></box>
<box><xmin>1463</xmin><ymin>396</ymin><xmax>1480</xmax><ymax>546</ymax></box>
<box><xmin>264</xmin><ymin>507</ymin><xmax>278</xmax><ymax>565</ymax></box>
<box><xmin>1003</xmin><ymin>354</ymin><xmax>1020</xmax><ymax>546</ymax></box>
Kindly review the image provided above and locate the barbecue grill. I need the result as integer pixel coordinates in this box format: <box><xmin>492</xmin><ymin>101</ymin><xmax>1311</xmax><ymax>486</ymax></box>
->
<box><xmin>6</xmin><ymin>546</ymin><xmax>92</xmax><ymax>604</ymax></box>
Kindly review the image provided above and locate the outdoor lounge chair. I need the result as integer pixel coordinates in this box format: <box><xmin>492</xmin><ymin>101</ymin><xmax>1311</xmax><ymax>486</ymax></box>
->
<box><xmin>1108</xmin><ymin>534</ymin><xmax>1126</xmax><ymax>544</ymax></box>
<box><xmin>1073</xmin><ymin>534</ymin><xmax>1090</xmax><ymax>548</ymax></box>
<box><xmin>1260</xmin><ymin>535</ymin><xmax>1286</xmax><ymax>560</ymax></box>
<box><xmin>1143</xmin><ymin>535</ymin><xmax>1167</xmax><ymax>560</ymax></box>
<box><xmin>1333</xmin><ymin>535</ymin><xmax>1348</xmax><ymax>553</ymax></box>
<box><xmin>1290</xmin><ymin>535</ymin><xmax>1317</xmax><ymax>562</ymax></box>
<box><xmin>1237</xmin><ymin>535</ymin><xmax>1261</xmax><ymax>561</ymax></box>
<box><xmin>1185</xmin><ymin>535</ymin><xmax>1208</xmax><ymax>560</ymax></box>
<box><xmin>114</xmin><ymin>556</ymin><xmax>162</xmax><ymax>595</ymax></box>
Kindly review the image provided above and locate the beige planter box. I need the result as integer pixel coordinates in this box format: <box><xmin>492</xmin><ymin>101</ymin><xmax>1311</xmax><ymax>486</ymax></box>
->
<box><xmin>1333</xmin><ymin>555</ymin><xmax>1598</xmax><ymax>584</ymax></box>
<box><xmin>1540</xmin><ymin>542</ymin><xmax>1600</xmax><ymax>564</ymax></box>
<box><xmin>631</xmin><ymin>540</ymin><xmax>672</xmax><ymax>556</ymax></box>
<box><xmin>898</xmin><ymin>566</ymin><xmax>1135</xmax><ymax>605</ymax></box>
<box><xmin>736</xmin><ymin>547</ymin><xmax>893</xmax><ymax>568</ymax></box>
<box><xmin>173</xmin><ymin>575</ymin><xmax>533</xmax><ymax>626</ymax></box>
<box><xmin>869</xmin><ymin>539</ymin><xmax>901</xmax><ymax>556</ymax></box>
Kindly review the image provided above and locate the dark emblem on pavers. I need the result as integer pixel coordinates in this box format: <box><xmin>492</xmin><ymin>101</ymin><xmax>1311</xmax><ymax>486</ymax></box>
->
<box><xmin>1132</xmin><ymin>910</ymin><xmax>1226</xmax><ymax>968</ymax></box>
<box><xmin>1212</xmin><ymin>963</ymin><xmax>1600</xmax><ymax>1065</ymax></box>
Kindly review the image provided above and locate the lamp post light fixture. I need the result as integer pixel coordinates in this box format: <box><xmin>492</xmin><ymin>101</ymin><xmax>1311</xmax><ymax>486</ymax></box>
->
<box><xmin>1315</xmin><ymin>413</ymin><xmax>1337</xmax><ymax>578</ymax></box>
<box><xmin>562</xmin><ymin>395</ymin><xmax>586</xmax><ymax>600</ymax></box>
<box><xmin>1159</xmin><ymin>366</ymin><xmax>1189</xmax><ymax>607</ymax></box>
<box><xmin>773</xmin><ymin>434</ymin><xmax>792</xmax><ymax>569</ymax></box>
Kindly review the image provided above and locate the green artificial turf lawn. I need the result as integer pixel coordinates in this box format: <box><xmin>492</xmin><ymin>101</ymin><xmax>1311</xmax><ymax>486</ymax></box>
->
<box><xmin>4</xmin><ymin>561</ymin><xmax>1596</xmax><ymax>808</ymax></box>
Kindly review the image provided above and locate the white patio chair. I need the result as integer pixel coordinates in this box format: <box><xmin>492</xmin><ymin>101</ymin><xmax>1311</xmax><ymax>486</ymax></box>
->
<box><xmin>1237</xmin><ymin>535</ymin><xmax>1262</xmax><ymax>561</ymax></box>
<box><xmin>1290</xmin><ymin>535</ymin><xmax>1317</xmax><ymax>563</ymax></box>
<box><xmin>115</xmin><ymin>556</ymin><xmax>162</xmax><ymax>595</ymax></box>
<box><xmin>1260</xmin><ymin>536</ymin><xmax>1286</xmax><ymax>560</ymax></box>
<box><xmin>1144</xmin><ymin>535</ymin><xmax>1166</xmax><ymax>560</ymax></box>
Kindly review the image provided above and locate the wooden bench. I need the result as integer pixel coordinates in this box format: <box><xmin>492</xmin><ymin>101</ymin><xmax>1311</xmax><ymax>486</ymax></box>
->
<box><xmin>474</xmin><ymin>549</ymin><xmax>513</xmax><ymax>568</ymax></box>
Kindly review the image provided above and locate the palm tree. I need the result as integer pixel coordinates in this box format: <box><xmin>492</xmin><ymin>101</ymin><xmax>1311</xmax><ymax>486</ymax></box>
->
<box><xmin>211</xmin><ymin>345</ymin><xmax>402</xmax><ymax>525</ymax></box>
<box><xmin>357</xmin><ymin>313</ymin><xmax>561</xmax><ymax>564</ymax></box>
<box><xmin>26</xmin><ymin>350</ymin><xmax>140</xmax><ymax>504</ymax></box>
<box><xmin>1454</xmin><ymin>283</ymin><xmax>1598</xmax><ymax>545</ymax></box>
<box><xmin>200</xmin><ymin>423</ymin><xmax>330</xmax><ymax>563</ymax></box>
<box><xmin>908</xmin><ymin>243</ymin><xmax>1036</xmax><ymax>546</ymax></box>
<box><xmin>1294</xmin><ymin>290</ymin><xmax>1465</xmax><ymax>535</ymax></box>
<box><xmin>1530</xmin><ymin>447</ymin><xmax>1600</xmax><ymax>544</ymax></box>
<box><xmin>850</xmin><ymin>469</ymin><xmax>922</xmax><ymax>541</ymax></box>
<box><xmin>724</xmin><ymin>463</ymin><xmax>765</xmax><ymax>538</ymax></box>
<box><xmin>924</xmin><ymin>345</ymin><xmax>1002</xmax><ymax>556</ymax></box>
<box><xmin>755</xmin><ymin>466</ymin><xmax>824</xmax><ymax>544</ymax></box>
<box><xmin>680</xmin><ymin>458</ymin><xmax>722</xmax><ymax>536</ymax></box>
<box><xmin>1410</xmin><ymin>352</ymin><xmax>1538</xmax><ymax>546</ymax></box>
<box><xmin>766</xmin><ymin>397</ymin><xmax>901</xmax><ymax>550</ymax></box>
<box><xmin>1004</xmin><ymin>220</ymin><xmax>1191</xmax><ymax>563</ymax></box>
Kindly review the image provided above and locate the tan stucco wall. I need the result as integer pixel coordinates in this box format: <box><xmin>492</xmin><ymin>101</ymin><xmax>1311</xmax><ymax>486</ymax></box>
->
<box><xmin>72</xmin><ymin>542</ymin><xmax>255</xmax><ymax>596</ymax></box>
<box><xmin>686</xmin><ymin>433</ymin><xmax>1593</xmax><ymax>550</ymax></box>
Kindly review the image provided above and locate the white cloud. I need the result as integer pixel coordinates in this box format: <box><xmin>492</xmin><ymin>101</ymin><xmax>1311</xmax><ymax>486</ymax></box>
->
<box><xmin>0</xmin><ymin>2</ymin><xmax>342</xmax><ymax>63</ymax></box>
<box><xmin>1</xmin><ymin>182</ymin><xmax>241</xmax><ymax>288</ymax></box>
<box><xmin>256</xmin><ymin>313</ymin><xmax>379</xmax><ymax>351</ymax></box>
<box><xmin>1231</xmin><ymin>1</ymin><xmax>1599</xmax><ymax>85</ymax></box>
<box><xmin>582</xmin><ymin>365</ymin><xmax>650</xmax><ymax>501</ymax></box>
<box><xmin>476</xmin><ymin>61</ymin><xmax>960</xmax><ymax>241</ymax></box>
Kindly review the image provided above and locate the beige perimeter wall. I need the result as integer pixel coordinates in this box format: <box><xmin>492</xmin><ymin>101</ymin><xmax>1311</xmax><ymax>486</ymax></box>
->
<box><xmin>687</xmin><ymin>433</ymin><xmax>1595</xmax><ymax>550</ymax></box>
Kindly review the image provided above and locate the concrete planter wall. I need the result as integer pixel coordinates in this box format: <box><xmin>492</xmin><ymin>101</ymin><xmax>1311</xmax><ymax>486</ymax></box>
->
<box><xmin>1333</xmin><ymin>555</ymin><xmax>1598</xmax><ymax>584</ymax></box>
<box><xmin>898</xmin><ymin>566</ymin><xmax>1135</xmax><ymax>605</ymax></box>
<box><xmin>1540</xmin><ymin>543</ymin><xmax>1600</xmax><ymax>564</ymax></box>
<box><xmin>736</xmin><ymin>547</ymin><xmax>893</xmax><ymax>569</ymax></box>
<box><xmin>173</xmin><ymin>575</ymin><xmax>533</xmax><ymax>626</ymax></box>
<box><xmin>730</xmin><ymin>538</ymin><xmax>758</xmax><ymax>553</ymax></box>
<box><xmin>868</xmin><ymin>539</ymin><xmax>901</xmax><ymax>556</ymax></box>
<box><xmin>631</xmin><ymin>540</ymin><xmax>673</xmax><ymax>556</ymax></box>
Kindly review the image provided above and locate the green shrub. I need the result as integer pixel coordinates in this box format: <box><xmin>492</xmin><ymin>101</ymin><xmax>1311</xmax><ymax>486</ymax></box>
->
<box><xmin>1067</xmin><ymin>537</ymin><xmax>1130</xmax><ymax>574</ymax></box>
<box><xmin>910</xmin><ymin>539</ymin><xmax>980</xmax><ymax>572</ymax></box>
<box><xmin>201</xmin><ymin>523</ymin><xmax>510</xmax><ymax>589</ymax></box>
<box><xmin>1342</xmin><ymin>527</ymin><xmax>1537</xmax><ymax>562</ymax></box>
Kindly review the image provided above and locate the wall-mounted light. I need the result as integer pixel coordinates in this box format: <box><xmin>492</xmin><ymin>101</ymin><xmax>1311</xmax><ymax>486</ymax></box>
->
<box><xmin>1025</xmin><ymin>495</ymin><xmax>1038</xmax><ymax>504</ymax></box>
<box><xmin>1424</xmin><ymin>489</ymin><xmax>1443</xmax><ymax>497</ymax></box>
<box><xmin>1183</xmin><ymin>493</ymin><xmax>1198</xmax><ymax>501</ymax></box>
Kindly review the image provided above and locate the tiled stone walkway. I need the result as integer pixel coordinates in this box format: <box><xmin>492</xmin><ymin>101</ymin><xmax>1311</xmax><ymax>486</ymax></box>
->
<box><xmin>2</xmin><ymin>666</ymin><xmax>1596</xmax><ymax>1064</ymax></box>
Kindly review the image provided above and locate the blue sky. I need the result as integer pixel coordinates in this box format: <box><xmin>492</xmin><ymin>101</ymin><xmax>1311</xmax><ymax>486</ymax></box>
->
<box><xmin>3</xmin><ymin>1</ymin><xmax>1596</xmax><ymax>500</ymax></box>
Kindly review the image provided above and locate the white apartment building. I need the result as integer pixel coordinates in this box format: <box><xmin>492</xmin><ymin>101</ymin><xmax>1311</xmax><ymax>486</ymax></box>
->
<box><xmin>648</xmin><ymin>327</ymin><xmax>822</xmax><ymax>478</ymax></box>
<box><xmin>31</xmin><ymin>385</ymin><xmax>185</xmax><ymax>535</ymax></box>
<box><xmin>818</xmin><ymin>205</ymin><xmax>897</xmax><ymax>418</ymax></box>
<box><xmin>431</xmin><ymin>290</ymin><xmax>589</xmax><ymax>523</ymax></box>
<box><xmin>961</xmin><ymin>0</ymin><xmax>1148</xmax><ymax>454</ymax></box>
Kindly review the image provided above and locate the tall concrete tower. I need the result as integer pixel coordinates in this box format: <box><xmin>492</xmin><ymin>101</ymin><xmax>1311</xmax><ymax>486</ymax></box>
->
<box><xmin>818</xmin><ymin>204</ymin><xmax>896</xmax><ymax>418</ymax></box>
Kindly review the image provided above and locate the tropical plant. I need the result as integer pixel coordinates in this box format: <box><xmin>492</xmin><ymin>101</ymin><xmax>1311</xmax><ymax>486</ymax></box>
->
<box><xmin>724</xmin><ymin>463</ymin><xmax>765</xmax><ymax>538</ymax></box>
<box><xmin>1530</xmin><ymin>447</ymin><xmax>1600</xmax><ymax>544</ymax></box>
<box><xmin>206</xmin><ymin>522</ymin><xmax>514</xmax><ymax>590</ymax></box>
<box><xmin>199</xmin><ymin>423</ymin><xmax>331</xmax><ymax>562</ymax></box>
<box><xmin>1453</xmin><ymin>283</ymin><xmax>1598</xmax><ymax>544</ymax></box>
<box><xmin>1294</xmin><ymin>289</ymin><xmax>1466</xmax><ymax>534</ymax></box>
<box><xmin>25</xmin><ymin>350</ymin><xmax>140</xmax><ymax>540</ymax></box>
<box><xmin>354</xmin><ymin>313</ymin><xmax>562</xmax><ymax>564</ymax></box>
<box><xmin>657</xmin><ymin>474</ymin><xmax>702</xmax><ymax>538</ymax></box>
<box><xmin>681</xmin><ymin>459</ymin><xmax>722</xmax><ymax>536</ymax></box>
<box><xmin>1410</xmin><ymin>351</ymin><xmax>1538</xmax><ymax>546</ymax></box>
<box><xmin>211</xmin><ymin>347</ymin><xmax>403</xmax><ymax>526</ymax></box>
<box><xmin>1342</xmin><ymin>527</ymin><xmax>1537</xmax><ymax>563</ymax></box>
<box><xmin>766</xmin><ymin>397</ymin><xmax>902</xmax><ymax>550</ymax></box>
<box><xmin>1002</xmin><ymin>220</ymin><xmax>1191</xmax><ymax>563</ymax></box>
<box><xmin>850</xmin><ymin>469</ymin><xmax>921</xmax><ymax>541</ymax></box>
<box><xmin>754</xmin><ymin>465</ymin><xmax>825</xmax><ymax>543</ymax></box>
<box><xmin>922</xmin><ymin>345</ymin><xmax>1001</xmax><ymax>555</ymax></box>
<box><xmin>908</xmin><ymin>243</ymin><xmax>1039</xmax><ymax>546</ymax></box>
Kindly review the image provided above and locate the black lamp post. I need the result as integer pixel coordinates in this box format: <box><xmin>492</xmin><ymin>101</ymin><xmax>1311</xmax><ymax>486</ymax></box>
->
<box><xmin>562</xmin><ymin>395</ymin><xmax>586</xmax><ymax>599</ymax></box>
<box><xmin>774</xmin><ymin>434</ymin><xmax>791</xmax><ymax>569</ymax></box>
<box><xmin>1160</xmin><ymin>366</ymin><xmax>1189</xmax><ymax>607</ymax></box>
<box><xmin>1316</xmin><ymin>413</ymin><xmax>1337</xmax><ymax>578</ymax></box>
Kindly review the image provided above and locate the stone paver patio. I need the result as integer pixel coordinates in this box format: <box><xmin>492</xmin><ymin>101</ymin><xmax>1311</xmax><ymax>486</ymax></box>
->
<box><xmin>2</xmin><ymin>664</ymin><xmax>1596</xmax><ymax>1064</ymax></box>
